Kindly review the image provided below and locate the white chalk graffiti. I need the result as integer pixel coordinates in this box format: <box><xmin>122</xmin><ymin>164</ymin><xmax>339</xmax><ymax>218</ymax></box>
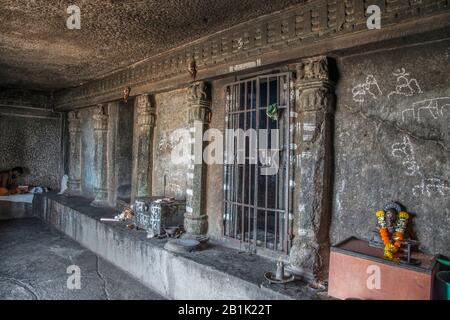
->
<box><xmin>352</xmin><ymin>75</ymin><xmax>383</xmax><ymax>103</ymax></box>
<box><xmin>391</xmin><ymin>136</ymin><xmax>419</xmax><ymax>176</ymax></box>
<box><xmin>391</xmin><ymin>136</ymin><xmax>448</xmax><ymax>198</ymax></box>
<box><xmin>401</xmin><ymin>97</ymin><xmax>450</xmax><ymax>123</ymax></box>
<box><xmin>413</xmin><ymin>178</ymin><xmax>450</xmax><ymax>197</ymax></box>
<box><xmin>387</xmin><ymin>68</ymin><xmax>422</xmax><ymax>100</ymax></box>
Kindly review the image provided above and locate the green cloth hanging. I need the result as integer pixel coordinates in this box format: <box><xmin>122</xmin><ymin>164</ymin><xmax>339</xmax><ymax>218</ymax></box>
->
<box><xmin>267</xmin><ymin>103</ymin><xmax>278</xmax><ymax>121</ymax></box>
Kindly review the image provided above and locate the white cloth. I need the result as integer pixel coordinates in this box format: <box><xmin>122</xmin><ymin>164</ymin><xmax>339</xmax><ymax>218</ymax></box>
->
<box><xmin>58</xmin><ymin>175</ymin><xmax>68</xmax><ymax>195</ymax></box>
<box><xmin>0</xmin><ymin>194</ymin><xmax>34</xmax><ymax>203</ymax></box>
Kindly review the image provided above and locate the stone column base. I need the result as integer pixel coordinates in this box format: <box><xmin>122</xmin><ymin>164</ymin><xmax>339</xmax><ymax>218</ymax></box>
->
<box><xmin>65</xmin><ymin>181</ymin><xmax>81</xmax><ymax>197</ymax></box>
<box><xmin>90</xmin><ymin>199</ymin><xmax>110</xmax><ymax>207</ymax></box>
<box><xmin>91</xmin><ymin>188</ymin><xmax>109</xmax><ymax>207</ymax></box>
<box><xmin>184</xmin><ymin>214</ymin><xmax>208</xmax><ymax>236</ymax></box>
<box><xmin>288</xmin><ymin>237</ymin><xmax>330</xmax><ymax>288</ymax></box>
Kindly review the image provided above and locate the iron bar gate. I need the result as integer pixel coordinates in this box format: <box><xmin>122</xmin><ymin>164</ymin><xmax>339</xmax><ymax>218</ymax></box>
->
<box><xmin>223</xmin><ymin>73</ymin><xmax>291</xmax><ymax>254</ymax></box>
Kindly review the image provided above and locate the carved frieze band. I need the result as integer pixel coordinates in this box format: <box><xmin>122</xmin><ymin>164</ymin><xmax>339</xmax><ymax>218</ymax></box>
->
<box><xmin>55</xmin><ymin>0</ymin><xmax>450</xmax><ymax>108</ymax></box>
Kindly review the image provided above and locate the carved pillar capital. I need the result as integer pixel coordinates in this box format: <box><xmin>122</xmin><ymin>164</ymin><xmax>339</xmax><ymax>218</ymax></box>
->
<box><xmin>295</xmin><ymin>56</ymin><xmax>335</xmax><ymax>114</ymax></box>
<box><xmin>188</xmin><ymin>81</ymin><xmax>212</xmax><ymax>124</ymax></box>
<box><xmin>136</xmin><ymin>94</ymin><xmax>156</xmax><ymax>128</ymax></box>
<box><xmin>296</xmin><ymin>56</ymin><xmax>330</xmax><ymax>83</ymax></box>
<box><xmin>93</xmin><ymin>104</ymin><xmax>108</xmax><ymax>131</ymax></box>
<box><xmin>68</xmin><ymin>110</ymin><xmax>81</xmax><ymax>133</ymax></box>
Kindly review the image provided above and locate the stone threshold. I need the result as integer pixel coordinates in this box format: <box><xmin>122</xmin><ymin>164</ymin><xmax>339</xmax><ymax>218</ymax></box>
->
<box><xmin>33</xmin><ymin>193</ymin><xmax>325</xmax><ymax>300</ymax></box>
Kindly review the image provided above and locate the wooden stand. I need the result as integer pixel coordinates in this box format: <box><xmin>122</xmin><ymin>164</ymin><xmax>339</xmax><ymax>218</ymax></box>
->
<box><xmin>328</xmin><ymin>237</ymin><xmax>438</xmax><ymax>300</ymax></box>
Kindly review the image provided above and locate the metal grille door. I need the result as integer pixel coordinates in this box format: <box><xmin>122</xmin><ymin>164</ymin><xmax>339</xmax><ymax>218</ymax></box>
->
<box><xmin>223</xmin><ymin>73</ymin><xmax>291</xmax><ymax>254</ymax></box>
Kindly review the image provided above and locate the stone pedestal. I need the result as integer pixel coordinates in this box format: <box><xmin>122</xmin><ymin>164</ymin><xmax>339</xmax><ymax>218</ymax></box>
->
<box><xmin>91</xmin><ymin>105</ymin><xmax>109</xmax><ymax>207</ymax></box>
<box><xmin>289</xmin><ymin>56</ymin><xmax>335</xmax><ymax>284</ymax></box>
<box><xmin>66</xmin><ymin>111</ymin><xmax>81</xmax><ymax>196</ymax></box>
<box><xmin>132</xmin><ymin>94</ymin><xmax>156</xmax><ymax>201</ymax></box>
<box><xmin>184</xmin><ymin>82</ymin><xmax>211</xmax><ymax>236</ymax></box>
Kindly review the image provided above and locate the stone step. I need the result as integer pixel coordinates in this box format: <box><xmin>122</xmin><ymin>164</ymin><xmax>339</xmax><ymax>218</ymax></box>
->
<box><xmin>33</xmin><ymin>193</ymin><xmax>320</xmax><ymax>300</ymax></box>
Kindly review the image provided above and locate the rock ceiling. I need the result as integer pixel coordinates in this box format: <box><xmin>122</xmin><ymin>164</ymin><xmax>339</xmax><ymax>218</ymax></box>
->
<box><xmin>0</xmin><ymin>0</ymin><xmax>305</xmax><ymax>90</ymax></box>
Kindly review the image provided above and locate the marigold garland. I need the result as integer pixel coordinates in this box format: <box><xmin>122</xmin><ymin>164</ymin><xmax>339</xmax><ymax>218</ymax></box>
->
<box><xmin>375</xmin><ymin>209</ymin><xmax>409</xmax><ymax>260</ymax></box>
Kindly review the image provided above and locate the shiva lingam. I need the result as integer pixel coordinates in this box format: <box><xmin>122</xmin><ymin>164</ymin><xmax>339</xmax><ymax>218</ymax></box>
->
<box><xmin>264</xmin><ymin>260</ymin><xmax>295</xmax><ymax>284</ymax></box>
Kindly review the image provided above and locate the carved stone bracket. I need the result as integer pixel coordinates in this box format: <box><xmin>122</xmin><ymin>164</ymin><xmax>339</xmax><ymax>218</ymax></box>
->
<box><xmin>66</xmin><ymin>110</ymin><xmax>82</xmax><ymax>196</ymax></box>
<box><xmin>289</xmin><ymin>56</ymin><xmax>335</xmax><ymax>284</ymax></box>
<box><xmin>91</xmin><ymin>105</ymin><xmax>109</xmax><ymax>207</ymax></box>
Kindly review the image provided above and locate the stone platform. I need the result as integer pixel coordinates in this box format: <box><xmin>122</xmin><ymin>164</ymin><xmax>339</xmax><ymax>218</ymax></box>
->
<box><xmin>0</xmin><ymin>218</ymin><xmax>164</xmax><ymax>300</ymax></box>
<box><xmin>32</xmin><ymin>193</ymin><xmax>323</xmax><ymax>300</ymax></box>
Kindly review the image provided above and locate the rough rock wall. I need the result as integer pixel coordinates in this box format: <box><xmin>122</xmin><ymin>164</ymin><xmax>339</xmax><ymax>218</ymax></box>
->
<box><xmin>0</xmin><ymin>89</ymin><xmax>61</xmax><ymax>190</ymax></box>
<box><xmin>152</xmin><ymin>88</ymin><xmax>190</xmax><ymax>199</ymax></box>
<box><xmin>331</xmin><ymin>40</ymin><xmax>450</xmax><ymax>256</ymax></box>
<box><xmin>115</xmin><ymin>101</ymin><xmax>134</xmax><ymax>202</ymax></box>
<box><xmin>205</xmin><ymin>78</ymin><xmax>230</xmax><ymax>239</ymax></box>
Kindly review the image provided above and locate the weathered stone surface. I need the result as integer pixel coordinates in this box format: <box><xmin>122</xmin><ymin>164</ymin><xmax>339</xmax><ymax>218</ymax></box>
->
<box><xmin>51</xmin><ymin>1</ymin><xmax>450</xmax><ymax>110</ymax></box>
<box><xmin>112</xmin><ymin>100</ymin><xmax>134</xmax><ymax>204</ymax></box>
<box><xmin>0</xmin><ymin>93</ymin><xmax>62</xmax><ymax>190</ymax></box>
<box><xmin>91</xmin><ymin>105</ymin><xmax>109</xmax><ymax>207</ymax></box>
<box><xmin>289</xmin><ymin>56</ymin><xmax>335</xmax><ymax>283</ymax></box>
<box><xmin>0</xmin><ymin>0</ymin><xmax>307</xmax><ymax>90</ymax></box>
<box><xmin>204</xmin><ymin>77</ymin><xmax>231</xmax><ymax>240</ymax></box>
<box><xmin>152</xmin><ymin>88</ymin><xmax>190</xmax><ymax>199</ymax></box>
<box><xmin>66</xmin><ymin>110</ymin><xmax>81</xmax><ymax>196</ymax></box>
<box><xmin>33</xmin><ymin>193</ymin><xmax>322</xmax><ymax>300</ymax></box>
<box><xmin>0</xmin><ymin>218</ymin><xmax>164</xmax><ymax>300</ymax></box>
<box><xmin>331</xmin><ymin>39</ymin><xmax>450</xmax><ymax>257</ymax></box>
<box><xmin>131</xmin><ymin>94</ymin><xmax>156</xmax><ymax>201</ymax></box>
<box><xmin>78</xmin><ymin>107</ymin><xmax>96</xmax><ymax>198</ymax></box>
<box><xmin>184</xmin><ymin>81</ymin><xmax>212</xmax><ymax>236</ymax></box>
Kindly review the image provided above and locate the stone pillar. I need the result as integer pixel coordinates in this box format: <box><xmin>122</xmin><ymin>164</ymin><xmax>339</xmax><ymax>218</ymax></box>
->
<box><xmin>133</xmin><ymin>94</ymin><xmax>156</xmax><ymax>199</ymax></box>
<box><xmin>66</xmin><ymin>110</ymin><xmax>81</xmax><ymax>196</ymax></box>
<box><xmin>289</xmin><ymin>56</ymin><xmax>335</xmax><ymax>285</ymax></box>
<box><xmin>184</xmin><ymin>81</ymin><xmax>211</xmax><ymax>236</ymax></box>
<box><xmin>91</xmin><ymin>105</ymin><xmax>109</xmax><ymax>207</ymax></box>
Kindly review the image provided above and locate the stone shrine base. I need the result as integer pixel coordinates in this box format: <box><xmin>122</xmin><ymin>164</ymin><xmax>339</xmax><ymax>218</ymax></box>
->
<box><xmin>31</xmin><ymin>193</ymin><xmax>325</xmax><ymax>300</ymax></box>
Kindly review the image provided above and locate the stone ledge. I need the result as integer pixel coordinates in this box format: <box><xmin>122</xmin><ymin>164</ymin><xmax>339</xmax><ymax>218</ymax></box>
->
<box><xmin>32</xmin><ymin>193</ymin><xmax>323</xmax><ymax>300</ymax></box>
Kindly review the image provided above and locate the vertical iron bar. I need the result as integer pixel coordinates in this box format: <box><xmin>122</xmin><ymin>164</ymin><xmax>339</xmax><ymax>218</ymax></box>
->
<box><xmin>242</xmin><ymin>82</ymin><xmax>247</xmax><ymax>242</ymax></box>
<box><xmin>253</xmin><ymin>77</ymin><xmax>260</xmax><ymax>248</ymax></box>
<box><xmin>233</xmin><ymin>84</ymin><xmax>239</xmax><ymax>239</ymax></box>
<box><xmin>284</xmin><ymin>74</ymin><xmax>291</xmax><ymax>253</ymax></box>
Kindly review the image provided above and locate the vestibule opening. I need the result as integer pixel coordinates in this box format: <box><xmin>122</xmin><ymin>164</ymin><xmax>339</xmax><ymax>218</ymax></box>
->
<box><xmin>222</xmin><ymin>72</ymin><xmax>292</xmax><ymax>255</ymax></box>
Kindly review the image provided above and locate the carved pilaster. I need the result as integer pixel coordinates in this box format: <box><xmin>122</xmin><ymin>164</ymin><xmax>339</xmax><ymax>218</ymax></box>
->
<box><xmin>289</xmin><ymin>56</ymin><xmax>335</xmax><ymax>285</ymax></box>
<box><xmin>184</xmin><ymin>81</ymin><xmax>211</xmax><ymax>236</ymax></box>
<box><xmin>133</xmin><ymin>94</ymin><xmax>156</xmax><ymax>200</ymax></box>
<box><xmin>91</xmin><ymin>105</ymin><xmax>109</xmax><ymax>207</ymax></box>
<box><xmin>66</xmin><ymin>110</ymin><xmax>81</xmax><ymax>196</ymax></box>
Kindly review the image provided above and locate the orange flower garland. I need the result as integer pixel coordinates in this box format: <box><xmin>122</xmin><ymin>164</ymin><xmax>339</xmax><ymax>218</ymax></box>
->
<box><xmin>375</xmin><ymin>209</ymin><xmax>409</xmax><ymax>260</ymax></box>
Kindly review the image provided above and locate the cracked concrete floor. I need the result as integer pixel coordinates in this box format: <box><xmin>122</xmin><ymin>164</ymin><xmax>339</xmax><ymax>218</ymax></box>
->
<box><xmin>0</xmin><ymin>218</ymin><xmax>165</xmax><ymax>300</ymax></box>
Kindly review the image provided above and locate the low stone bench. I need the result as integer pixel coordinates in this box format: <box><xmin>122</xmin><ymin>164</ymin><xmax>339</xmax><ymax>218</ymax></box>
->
<box><xmin>32</xmin><ymin>193</ymin><xmax>320</xmax><ymax>300</ymax></box>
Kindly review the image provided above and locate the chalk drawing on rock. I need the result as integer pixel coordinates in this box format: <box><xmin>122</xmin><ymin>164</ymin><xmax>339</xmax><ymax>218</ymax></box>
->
<box><xmin>401</xmin><ymin>97</ymin><xmax>450</xmax><ymax>123</ymax></box>
<box><xmin>388</xmin><ymin>68</ymin><xmax>423</xmax><ymax>100</ymax></box>
<box><xmin>413</xmin><ymin>178</ymin><xmax>450</xmax><ymax>197</ymax></box>
<box><xmin>391</xmin><ymin>136</ymin><xmax>420</xmax><ymax>176</ymax></box>
<box><xmin>352</xmin><ymin>75</ymin><xmax>383</xmax><ymax>103</ymax></box>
